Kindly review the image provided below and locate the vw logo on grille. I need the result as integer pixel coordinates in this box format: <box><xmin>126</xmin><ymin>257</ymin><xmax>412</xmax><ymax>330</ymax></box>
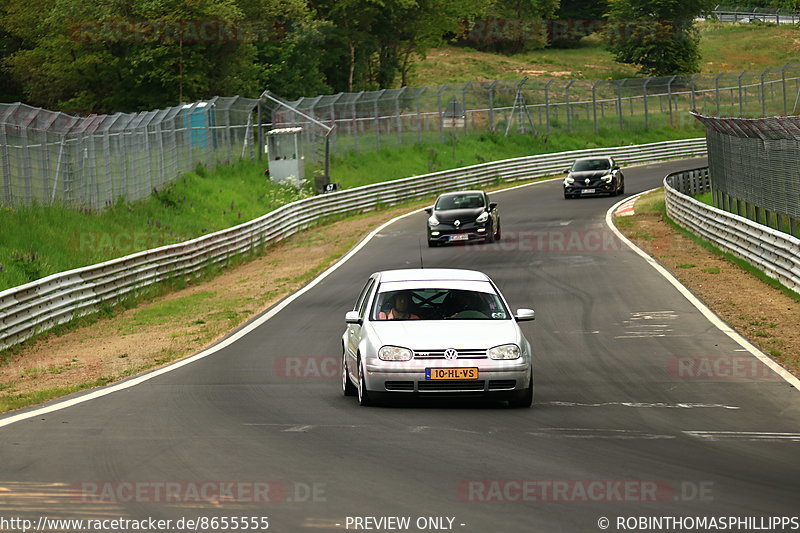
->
<box><xmin>454</xmin><ymin>220</ymin><xmax>461</xmax><ymax>227</ymax></box>
<box><xmin>444</xmin><ymin>348</ymin><xmax>459</xmax><ymax>360</ymax></box>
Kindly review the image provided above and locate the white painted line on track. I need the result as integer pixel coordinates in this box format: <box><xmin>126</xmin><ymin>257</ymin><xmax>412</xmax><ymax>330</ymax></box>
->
<box><xmin>541</xmin><ymin>401</ymin><xmax>740</xmax><ymax>409</ymax></box>
<box><xmin>0</xmin><ymin>208</ymin><xmax>425</xmax><ymax>430</ymax></box>
<box><xmin>606</xmin><ymin>191</ymin><xmax>800</xmax><ymax>393</ymax></box>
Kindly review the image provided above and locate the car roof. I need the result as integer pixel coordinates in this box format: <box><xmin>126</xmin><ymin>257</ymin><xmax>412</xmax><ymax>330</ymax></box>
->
<box><xmin>436</xmin><ymin>190</ymin><xmax>485</xmax><ymax>197</ymax></box>
<box><xmin>376</xmin><ymin>268</ymin><xmax>491</xmax><ymax>283</ymax></box>
<box><xmin>573</xmin><ymin>156</ymin><xmax>612</xmax><ymax>162</ymax></box>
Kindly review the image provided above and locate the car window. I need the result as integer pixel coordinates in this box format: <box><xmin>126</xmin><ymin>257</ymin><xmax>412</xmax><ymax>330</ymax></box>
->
<box><xmin>571</xmin><ymin>159</ymin><xmax>610</xmax><ymax>171</ymax></box>
<box><xmin>353</xmin><ymin>278</ymin><xmax>375</xmax><ymax>317</ymax></box>
<box><xmin>372</xmin><ymin>288</ymin><xmax>509</xmax><ymax>321</ymax></box>
<box><xmin>435</xmin><ymin>194</ymin><xmax>485</xmax><ymax>210</ymax></box>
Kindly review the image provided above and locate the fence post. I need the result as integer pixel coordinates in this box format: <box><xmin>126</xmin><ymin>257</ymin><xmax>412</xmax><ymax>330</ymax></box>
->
<box><xmin>544</xmin><ymin>79</ymin><xmax>554</xmax><ymax>135</ymax></box>
<box><xmin>715</xmin><ymin>73</ymin><xmax>723</xmax><ymax>116</ymax></box>
<box><xmin>374</xmin><ymin>89</ymin><xmax>384</xmax><ymax>151</ymax></box>
<box><xmin>437</xmin><ymin>85</ymin><xmax>446</xmax><ymax>143</ymax></box>
<box><xmin>781</xmin><ymin>64</ymin><xmax>789</xmax><ymax>115</ymax></box>
<box><xmin>643</xmin><ymin>77</ymin><xmax>650</xmax><ymax>128</ymax></box>
<box><xmin>396</xmin><ymin>87</ymin><xmax>405</xmax><ymax>145</ymax></box>
<box><xmin>760</xmin><ymin>70</ymin><xmax>767</xmax><ymax>117</ymax></box>
<box><xmin>565</xmin><ymin>79</ymin><xmax>574</xmax><ymax>133</ymax></box>
<box><xmin>615</xmin><ymin>81</ymin><xmax>623</xmax><ymax>130</ymax></box>
<box><xmin>592</xmin><ymin>81</ymin><xmax>599</xmax><ymax>133</ymax></box>
<box><xmin>738</xmin><ymin>71</ymin><xmax>745</xmax><ymax>116</ymax></box>
<box><xmin>0</xmin><ymin>126</ymin><xmax>11</xmax><ymax>207</ymax></box>
<box><xmin>488</xmin><ymin>81</ymin><xmax>497</xmax><ymax>132</ymax></box>
<box><xmin>667</xmin><ymin>75</ymin><xmax>676</xmax><ymax>126</ymax></box>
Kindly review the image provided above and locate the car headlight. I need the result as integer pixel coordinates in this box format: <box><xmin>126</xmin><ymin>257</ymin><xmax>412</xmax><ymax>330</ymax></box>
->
<box><xmin>428</xmin><ymin>215</ymin><xmax>440</xmax><ymax>226</ymax></box>
<box><xmin>601</xmin><ymin>174</ymin><xmax>613</xmax><ymax>183</ymax></box>
<box><xmin>476</xmin><ymin>211</ymin><xmax>489</xmax><ymax>224</ymax></box>
<box><xmin>378</xmin><ymin>346</ymin><xmax>413</xmax><ymax>361</ymax></box>
<box><xmin>564</xmin><ymin>177</ymin><xmax>574</xmax><ymax>185</ymax></box>
<box><xmin>487</xmin><ymin>344</ymin><xmax>521</xmax><ymax>360</ymax></box>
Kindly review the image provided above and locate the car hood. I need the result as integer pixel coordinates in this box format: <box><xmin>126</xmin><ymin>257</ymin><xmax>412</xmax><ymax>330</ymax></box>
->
<box><xmin>367</xmin><ymin>320</ymin><xmax>520</xmax><ymax>349</ymax></box>
<box><xmin>568</xmin><ymin>170</ymin><xmax>612</xmax><ymax>180</ymax></box>
<box><xmin>433</xmin><ymin>207</ymin><xmax>485</xmax><ymax>223</ymax></box>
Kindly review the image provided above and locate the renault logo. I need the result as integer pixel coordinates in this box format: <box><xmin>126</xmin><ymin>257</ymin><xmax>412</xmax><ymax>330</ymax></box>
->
<box><xmin>585</xmin><ymin>178</ymin><xmax>591</xmax><ymax>185</ymax></box>
<box><xmin>454</xmin><ymin>220</ymin><xmax>461</xmax><ymax>227</ymax></box>
<box><xmin>444</xmin><ymin>348</ymin><xmax>458</xmax><ymax>359</ymax></box>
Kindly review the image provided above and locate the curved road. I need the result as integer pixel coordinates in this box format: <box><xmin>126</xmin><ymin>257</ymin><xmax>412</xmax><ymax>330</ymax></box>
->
<box><xmin>2</xmin><ymin>157</ymin><xmax>799</xmax><ymax>533</ymax></box>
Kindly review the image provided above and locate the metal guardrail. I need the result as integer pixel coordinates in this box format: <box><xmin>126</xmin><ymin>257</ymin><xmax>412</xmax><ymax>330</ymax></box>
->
<box><xmin>664</xmin><ymin>167</ymin><xmax>800</xmax><ymax>294</ymax></box>
<box><xmin>0</xmin><ymin>138</ymin><xmax>707</xmax><ymax>351</ymax></box>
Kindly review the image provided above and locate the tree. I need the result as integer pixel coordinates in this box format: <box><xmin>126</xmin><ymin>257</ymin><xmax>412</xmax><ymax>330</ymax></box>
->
<box><xmin>603</xmin><ymin>0</ymin><xmax>716</xmax><ymax>76</ymax></box>
<box><xmin>3</xmin><ymin>0</ymin><xmax>261</xmax><ymax>112</ymax></box>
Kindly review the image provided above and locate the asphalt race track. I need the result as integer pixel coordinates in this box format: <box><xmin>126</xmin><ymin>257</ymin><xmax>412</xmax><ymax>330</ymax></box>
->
<box><xmin>2</xmin><ymin>157</ymin><xmax>799</xmax><ymax>533</ymax></box>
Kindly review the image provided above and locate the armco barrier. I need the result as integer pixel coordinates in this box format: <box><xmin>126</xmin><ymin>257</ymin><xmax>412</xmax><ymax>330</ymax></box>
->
<box><xmin>0</xmin><ymin>138</ymin><xmax>707</xmax><ymax>351</ymax></box>
<box><xmin>665</xmin><ymin>167</ymin><xmax>800</xmax><ymax>294</ymax></box>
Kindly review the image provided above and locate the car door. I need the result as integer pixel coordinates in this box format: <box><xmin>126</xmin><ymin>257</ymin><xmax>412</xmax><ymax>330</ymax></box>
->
<box><xmin>346</xmin><ymin>277</ymin><xmax>376</xmax><ymax>371</ymax></box>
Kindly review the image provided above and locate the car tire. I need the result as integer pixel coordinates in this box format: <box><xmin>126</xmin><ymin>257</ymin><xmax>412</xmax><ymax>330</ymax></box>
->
<box><xmin>342</xmin><ymin>350</ymin><xmax>357</xmax><ymax>397</ymax></box>
<box><xmin>427</xmin><ymin>240</ymin><xmax>438</xmax><ymax>248</ymax></box>
<box><xmin>508</xmin><ymin>371</ymin><xmax>533</xmax><ymax>408</ymax></box>
<box><xmin>485</xmin><ymin>224</ymin><xmax>496</xmax><ymax>244</ymax></box>
<box><xmin>619</xmin><ymin>182</ymin><xmax>625</xmax><ymax>195</ymax></box>
<box><xmin>495</xmin><ymin>221</ymin><xmax>502</xmax><ymax>241</ymax></box>
<box><xmin>357</xmin><ymin>357</ymin><xmax>372</xmax><ymax>406</ymax></box>
<box><xmin>564</xmin><ymin>193</ymin><xmax>572</xmax><ymax>199</ymax></box>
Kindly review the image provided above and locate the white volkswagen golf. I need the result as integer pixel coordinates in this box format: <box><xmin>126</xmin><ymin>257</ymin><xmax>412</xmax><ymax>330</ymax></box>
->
<box><xmin>341</xmin><ymin>269</ymin><xmax>535</xmax><ymax>407</ymax></box>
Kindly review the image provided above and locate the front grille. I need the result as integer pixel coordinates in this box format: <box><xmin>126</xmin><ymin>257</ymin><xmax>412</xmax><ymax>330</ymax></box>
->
<box><xmin>488</xmin><ymin>380</ymin><xmax>517</xmax><ymax>390</ymax></box>
<box><xmin>385</xmin><ymin>381</ymin><xmax>414</xmax><ymax>391</ymax></box>
<box><xmin>413</xmin><ymin>349</ymin><xmax>487</xmax><ymax>360</ymax></box>
<box><xmin>418</xmin><ymin>380</ymin><xmax>485</xmax><ymax>392</ymax></box>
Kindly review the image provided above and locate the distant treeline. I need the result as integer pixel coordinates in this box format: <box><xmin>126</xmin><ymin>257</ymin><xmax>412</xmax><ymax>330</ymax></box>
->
<box><xmin>0</xmin><ymin>0</ymin><xmax>712</xmax><ymax>114</ymax></box>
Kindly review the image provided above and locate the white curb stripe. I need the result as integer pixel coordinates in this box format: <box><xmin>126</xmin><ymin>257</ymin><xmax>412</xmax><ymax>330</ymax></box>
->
<box><xmin>606</xmin><ymin>191</ymin><xmax>800</xmax><ymax>392</ymax></box>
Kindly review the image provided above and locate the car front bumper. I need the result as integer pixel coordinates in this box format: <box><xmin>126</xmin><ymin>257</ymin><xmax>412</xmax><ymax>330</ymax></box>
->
<box><xmin>564</xmin><ymin>182</ymin><xmax>616</xmax><ymax>196</ymax></box>
<box><xmin>428</xmin><ymin>226</ymin><xmax>489</xmax><ymax>244</ymax></box>
<box><xmin>364</xmin><ymin>360</ymin><xmax>531</xmax><ymax>396</ymax></box>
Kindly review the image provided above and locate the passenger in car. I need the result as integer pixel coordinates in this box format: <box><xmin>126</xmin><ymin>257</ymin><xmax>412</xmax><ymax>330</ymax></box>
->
<box><xmin>378</xmin><ymin>292</ymin><xmax>421</xmax><ymax>320</ymax></box>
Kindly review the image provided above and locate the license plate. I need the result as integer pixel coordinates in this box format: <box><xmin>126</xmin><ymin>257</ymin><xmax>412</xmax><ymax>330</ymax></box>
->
<box><xmin>425</xmin><ymin>368</ymin><xmax>479</xmax><ymax>380</ymax></box>
<box><xmin>449</xmin><ymin>234</ymin><xmax>468</xmax><ymax>241</ymax></box>
<box><xmin>581</xmin><ymin>188</ymin><xmax>595</xmax><ymax>194</ymax></box>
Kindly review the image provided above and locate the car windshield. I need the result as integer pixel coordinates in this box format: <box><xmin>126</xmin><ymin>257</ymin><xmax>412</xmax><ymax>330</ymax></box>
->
<box><xmin>372</xmin><ymin>288</ymin><xmax>509</xmax><ymax>321</ymax></box>
<box><xmin>435</xmin><ymin>194</ymin><xmax>485</xmax><ymax>210</ymax></box>
<box><xmin>571</xmin><ymin>159</ymin><xmax>611</xmax><ymax>171</ymax></box>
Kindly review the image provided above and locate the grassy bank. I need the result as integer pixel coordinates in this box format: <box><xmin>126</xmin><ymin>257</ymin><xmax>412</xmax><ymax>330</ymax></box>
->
<box><xmin>410</xmin><ymin>21</ymin><xmax>800</xmax><ymax>86</ymax></box>
<box><xmin>0</xmin><ymin>125</ymin><xmax>703</xmax><ymax>291</ymax></box>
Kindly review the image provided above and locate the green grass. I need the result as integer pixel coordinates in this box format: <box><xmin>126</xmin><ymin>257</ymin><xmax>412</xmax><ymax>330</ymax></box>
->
<box><xmin>0</xmin><ymin>125</ymin><xmax>704</xmax><ymax>292</ymax></box>
<box><xmin>0</xmin><ymin>160</ymin><xmax>314</xmax><ymax>291</ymax></box>
<box><xmin>329</xmin><ymin>125</ymin><xmax>702</xmax><ymax>189</ymax></box>
<box><xmin>0</xmin><ymin>378</ymin><xmax>114</xmax><ymax>412</ymax></box>
<box><xmin>410</xmin><ymin>21</ymin><xmax>800</xmax><ymax>87</ymax></box>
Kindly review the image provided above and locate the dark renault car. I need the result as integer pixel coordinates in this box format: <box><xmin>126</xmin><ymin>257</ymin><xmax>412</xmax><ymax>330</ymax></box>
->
<box><xmin>425</xmin><ymin>190</ymin><xmax>500</xmax><ymax>247</ymax></box>
<box><xmin>563</xmin><ymin>156</ymin><xmax>625</xmax><ymax>199</ymax></box>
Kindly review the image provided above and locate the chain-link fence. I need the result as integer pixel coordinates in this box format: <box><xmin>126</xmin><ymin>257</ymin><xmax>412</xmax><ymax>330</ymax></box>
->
<box><xmin>692</xmin><ymin>111</ymin><xmax>800</xmax><ymax>237</ymax></box>
<box><xmin>712</xmin><ymin>5</ymin><xmax>800</xmax><ymax>24</ymax></box>
<box><xmin>0</xmin><ymin>96</ymin><xmax>258</xmax><ymax>209</ymax></box>
<box><xmin>269</xmin><ymin>63</ymin><xmax>800</xmax><ymax>160</ymax></box>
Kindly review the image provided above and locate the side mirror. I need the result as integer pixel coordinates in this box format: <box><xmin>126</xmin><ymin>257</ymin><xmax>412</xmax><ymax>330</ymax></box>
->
<box><xmin>488</xmin><ymin>202</ymin><xmax>497</xmax><ymax>210</ymax></box>
<box><xmin>612</xmin><ymin>166</ymin><xmax>620</xmax><ymax>171</ymax></box>
<box><xmin>424</xmin><ymin>206</ymin><xmax>433</xmax><ymax>215</ymax></box>
<box><xmin>564</xmin><ymin>167</ymin><xmax>571</xmax><ymax>174</ymax></box>
<box><xmin>514</xmin><ymin>308</ymin><xmax>535</xmax><ymax>322</ymax></box>
<box><xmin>345</xmin><ymin>311</ymin><xmax>362</xmax><ymax>325</ymax></box>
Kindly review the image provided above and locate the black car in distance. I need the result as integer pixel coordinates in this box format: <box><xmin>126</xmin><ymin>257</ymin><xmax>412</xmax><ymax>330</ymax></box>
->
<box><xmin>563</xmin><ymin>156</ymin><xmax>625</xmax><ymax>199</ymax></box>
<box><xmin>425</xmin><ymin>190</ymin><xmax>500</xmax><ymax>247</ymax></box>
